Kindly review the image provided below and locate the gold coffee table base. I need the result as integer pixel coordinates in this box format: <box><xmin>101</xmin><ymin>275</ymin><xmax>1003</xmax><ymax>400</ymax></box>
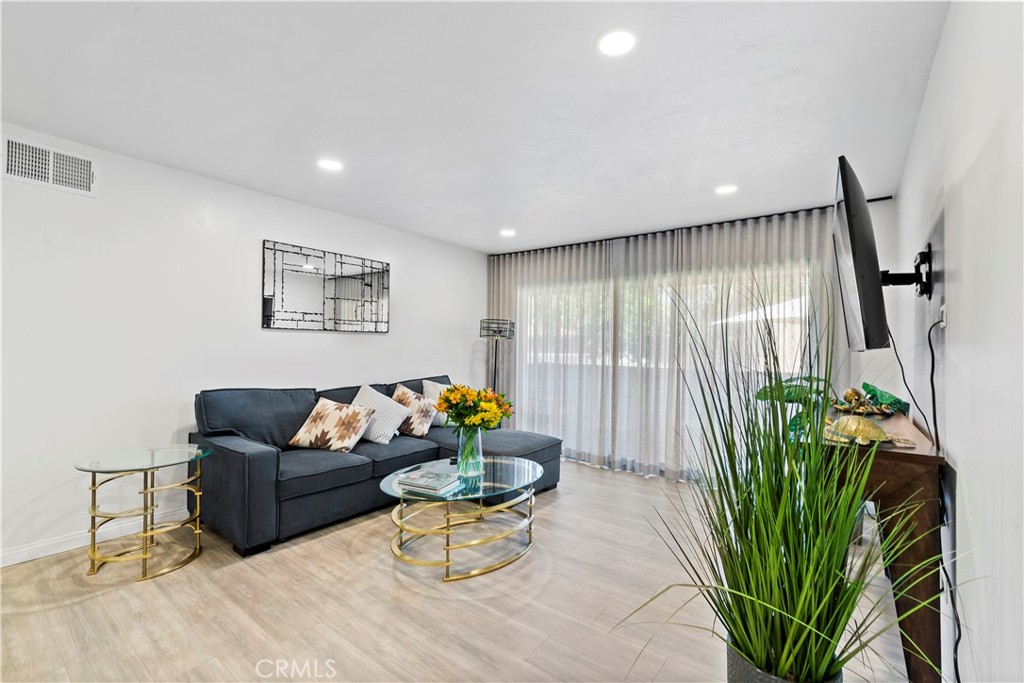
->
<box><xmin>86</xmin><ymin>462</ymin><xmax>203</xmax><ymax>581</ymax></box>
<box><xmin>389</xmin><ymin>485</ymin><xmax>535</xmax><ymax>582</ymax></box>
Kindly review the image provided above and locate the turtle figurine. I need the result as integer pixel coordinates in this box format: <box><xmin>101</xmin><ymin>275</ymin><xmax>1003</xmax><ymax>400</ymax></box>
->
<box><xmin>824</xmin><ymin>415</ymin><xmax>916</xmax><ymax>447</ymax></box>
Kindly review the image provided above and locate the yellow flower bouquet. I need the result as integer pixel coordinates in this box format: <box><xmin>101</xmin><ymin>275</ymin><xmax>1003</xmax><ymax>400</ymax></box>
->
<box><xmin>434</xmin><ymin>385</ymin><xmax>513</xmax><ymax>476</ymax></box>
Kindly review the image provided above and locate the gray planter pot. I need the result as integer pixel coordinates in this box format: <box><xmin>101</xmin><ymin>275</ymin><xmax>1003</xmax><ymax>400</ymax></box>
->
<box><xmin>727</xmin><ymin>646</ymin><xmax>843</xmax><ymax>683</ymax></box>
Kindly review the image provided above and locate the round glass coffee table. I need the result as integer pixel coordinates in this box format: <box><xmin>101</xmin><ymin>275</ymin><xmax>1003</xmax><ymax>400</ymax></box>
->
<box><xmin>380</xmin><ymin>456</ymin><xmax>543</xmax><ymax>582</ymax></box>
<box><xmin>74</xmin><ymin>445</ymin><xmax>210</xmax><ymax>581</ymax></box>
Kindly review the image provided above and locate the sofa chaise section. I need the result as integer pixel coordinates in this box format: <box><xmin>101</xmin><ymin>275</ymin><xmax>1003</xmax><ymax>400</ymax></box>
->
<box><xmin>426</xmin><ymin>426</ymin><xmax>561</xmax><ymax>496</ymax></box>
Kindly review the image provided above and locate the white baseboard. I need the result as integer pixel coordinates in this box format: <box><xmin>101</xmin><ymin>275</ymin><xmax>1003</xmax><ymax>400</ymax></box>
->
<box><xmin>1</xmin><ymin>506</ymin><xmax>189</xmax><ymax>568</ymax></box>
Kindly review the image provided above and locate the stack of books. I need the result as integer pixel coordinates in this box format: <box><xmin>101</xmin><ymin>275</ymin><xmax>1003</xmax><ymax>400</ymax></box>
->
<box><xmin>397</xmin><ymin>470</ymin><xmax>463</xmax><ymax>496</ymax></box>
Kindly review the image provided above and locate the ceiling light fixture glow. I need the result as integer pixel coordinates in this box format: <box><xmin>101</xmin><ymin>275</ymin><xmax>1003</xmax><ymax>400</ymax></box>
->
<box><xmin>598</xmin><ymin>30</ymin><xmax>636</xmax><ymax>57</ymax></box>
<box><xmin>715</xmin><ymin>184</ymin><xmax>739</xmax><ymax>195</ymax></box>
<box><xmin>500</xmin><ymin>229</ymin><xmax>517</xmax><ymax>237</ymax></box>
<box><xmin>317</xmin><ymin>158</ymin><xmax>344</xmax><ymax>172</ymax></box>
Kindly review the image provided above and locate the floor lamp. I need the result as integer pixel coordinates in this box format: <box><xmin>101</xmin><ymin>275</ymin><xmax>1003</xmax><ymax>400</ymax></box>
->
<box><xmin>479</xmin><ymin>318</ymin><xmax>516</xmax><ymax>392</ymax></box>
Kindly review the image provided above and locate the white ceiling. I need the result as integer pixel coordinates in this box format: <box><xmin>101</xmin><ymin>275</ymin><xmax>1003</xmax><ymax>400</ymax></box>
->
<box><xmin>2</xmin><ymin>2</ymin><xmax>949</xmax><ymax>254</ymax></box>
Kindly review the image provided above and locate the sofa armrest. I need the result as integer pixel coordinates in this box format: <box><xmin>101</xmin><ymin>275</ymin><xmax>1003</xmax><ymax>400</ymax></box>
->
<box><xmin>189</xmin><ymin>433</ymin><xmax>280</xmax><ymax>554</ymax></box>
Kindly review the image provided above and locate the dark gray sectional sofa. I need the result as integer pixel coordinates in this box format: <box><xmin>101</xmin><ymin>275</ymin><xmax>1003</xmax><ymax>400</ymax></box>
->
<box><xmin>189</xmin><ymin>375</ymin><xmax>562</xmax><ymax>556</ymax></box>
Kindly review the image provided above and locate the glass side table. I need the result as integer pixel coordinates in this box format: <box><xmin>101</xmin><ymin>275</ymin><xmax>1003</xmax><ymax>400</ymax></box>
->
<box><xmin>74</xmin><ymin>445</ymin><xmax>210</xmax><ymax>581</ymax></box>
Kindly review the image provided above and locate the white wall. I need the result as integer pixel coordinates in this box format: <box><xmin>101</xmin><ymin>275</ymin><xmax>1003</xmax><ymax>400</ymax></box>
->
<box><xmin>1</xmin><ymin>123</ymin><xmax>488</xmax><ymax>565</ymax></box>
<box><xmin>881</xmin><ymin>4</ymin><xmax>1022</xmax><ymax>680</ymax></box>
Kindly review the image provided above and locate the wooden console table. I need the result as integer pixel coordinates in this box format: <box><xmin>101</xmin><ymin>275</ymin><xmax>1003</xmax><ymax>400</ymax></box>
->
<box><xmin>859</xmin><ymin>413</ymin><xmax>945</xmax><ymax>683</ymax></box>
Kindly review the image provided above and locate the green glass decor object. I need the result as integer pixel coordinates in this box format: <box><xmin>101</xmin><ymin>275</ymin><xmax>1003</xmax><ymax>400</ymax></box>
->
<box><xmin>756</xmin><ymin>376</ymin><xmax>827</xmax><ymax>403</ymax></box>
<box><xmin>757</xmin><ymin>376</ymin><xmax>827</xmax><ymax>441</ymax></box>
<box><xmin>862</xmin><ymin>382</ymin><xmax>910</xmax><ymax>415</ymax></box>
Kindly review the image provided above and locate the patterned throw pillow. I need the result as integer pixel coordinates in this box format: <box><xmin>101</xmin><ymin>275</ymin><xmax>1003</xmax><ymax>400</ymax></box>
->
<box><xmin>352</xmin><ymin>385</ymin><xmax>412</xmax><ymax>444</ymax></box>
<box><xmin>288</xmin><ymin>398</ymin><xmax>374</xmax><ymax>452</ymax></box>
<box><xmin>392</xmin><ymin>384</ymin><xmax>438</xmax><ymax>438</ymax></box>
<box><xmin>422</xmin><ymin>379</ymin><xmax>452</xmax><ymax>427</ymax></box>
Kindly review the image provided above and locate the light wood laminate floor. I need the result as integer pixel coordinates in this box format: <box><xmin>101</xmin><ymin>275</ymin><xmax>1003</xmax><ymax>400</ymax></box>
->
<box><xmin>2</xmin><ymin>461</ymin><xmax>908</xmax><ymax>682</ymax></box>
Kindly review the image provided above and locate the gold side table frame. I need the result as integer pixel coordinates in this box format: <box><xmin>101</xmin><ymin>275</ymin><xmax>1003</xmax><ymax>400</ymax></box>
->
<box><xmin>86</xmin><ymin>459</ymin><xmax>203</xmax><ymax>581</ymax></box>
<box><xmin>389</xmin><ymin>484</ymin><xmax>535</xmax><ymax>582</ymax></box>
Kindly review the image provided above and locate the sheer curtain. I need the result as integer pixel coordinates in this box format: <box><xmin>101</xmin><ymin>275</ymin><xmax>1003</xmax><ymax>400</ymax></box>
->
<box><xmin>488</xmin><ymin>208</ymin><xmax>833</xmax><ymax>481</ymax></box>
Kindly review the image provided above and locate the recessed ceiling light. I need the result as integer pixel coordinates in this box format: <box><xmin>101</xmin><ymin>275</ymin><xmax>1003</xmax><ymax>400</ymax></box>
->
<box><xmin>598</xmin><ymin>30</ymin><xmax>636</xmax><ymax>57</ymax></box>
<box><xmin>500</xmin><ymin>228</ymin><xmax>517</xmax><ymax>238</ymax></box>
<box><xmin>317</xmin><ymin>158</ymin><xmax>344</xmax><ymax>172</ymax></box>
<box><xmin>715</xmin><ymin>184</ymin><xmax>739</xmax><ymax>195</ymax></box>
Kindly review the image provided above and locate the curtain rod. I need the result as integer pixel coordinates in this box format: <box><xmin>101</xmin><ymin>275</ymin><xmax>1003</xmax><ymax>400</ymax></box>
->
<box><xmin>488</xmin><ymin>195</ymin><xmax>893</xmax><ymax>258</ymax></box>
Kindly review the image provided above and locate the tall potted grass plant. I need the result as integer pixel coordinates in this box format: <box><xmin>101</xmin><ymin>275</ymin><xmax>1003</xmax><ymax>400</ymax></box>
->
<box><xmin>628</xmin><ymin>291</ymin><xmax>938</xmax><ymax>682</ymax></box>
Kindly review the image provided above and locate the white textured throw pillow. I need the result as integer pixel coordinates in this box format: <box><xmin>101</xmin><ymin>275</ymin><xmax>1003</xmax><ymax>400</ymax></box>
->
<box><xmin>422</xmin><ymin>379</ymin><xmax>452</xmax><ymax>427</ymax></box>
<box><xmin>352</xmin><ymin>385</ymin><xmax>412</xmax><ymax>444</ymax></box>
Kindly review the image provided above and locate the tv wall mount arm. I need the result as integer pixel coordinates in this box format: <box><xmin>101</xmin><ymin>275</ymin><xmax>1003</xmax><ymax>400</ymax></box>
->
<box><xmin>880</xmin><ymin>242</ymin><xmax>933</xmax><ymax>299</ymax></box>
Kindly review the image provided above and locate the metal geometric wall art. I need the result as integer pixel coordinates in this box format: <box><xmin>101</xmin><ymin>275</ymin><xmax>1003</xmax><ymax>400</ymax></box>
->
<box><xmin>262</xmin><ymin>240</ymin><xmax>389</xmax><ymax>333</ymax></box>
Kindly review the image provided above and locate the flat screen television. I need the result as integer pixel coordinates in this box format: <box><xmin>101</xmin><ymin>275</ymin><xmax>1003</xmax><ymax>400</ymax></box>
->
<box><xmin>832</xmin><ymin>155</ymin><xmax>889</xmax><ymax>351</ymax></box>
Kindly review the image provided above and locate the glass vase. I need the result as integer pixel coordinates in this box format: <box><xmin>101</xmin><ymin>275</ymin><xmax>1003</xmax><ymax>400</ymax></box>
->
<box><xmin>457</xmin><ymin>427</ymin><xmax>484</xmax><ymax>478</ymax></box>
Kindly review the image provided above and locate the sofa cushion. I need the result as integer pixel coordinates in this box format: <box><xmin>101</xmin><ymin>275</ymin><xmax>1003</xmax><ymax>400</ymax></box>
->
<box><xmin>288</xmin><ymin>398</ymin><xmax>374</xmax><ymax>452</ymax></box>
<box><xmin>426</xmin><ymin>427</ymin><xmax>562</xmax><ymax>464</ymax></box>
<box><xmin>352</xmin><ymin>385</ymin><xmax>411</xmax><ymax>444</ymax></box>
<box><xmin>195</xmin><ymin>388</ymin><xmax>318</xmax><ymax>450</ymax></box>
<box><xmin>318</xmin><ymin>383</ymin><xmax>387</xmax><ymax>405</ymax></box>
<box><xmin>392</xmin><ymin>384</ymin><xmax>437</xmax><ymax>438</ymax></box>
<box><xmin>278</xmin><ymin>449</ymin><xmax>372</xmax><ymax>500</ymax></box>
<box><xmin>351</xmin><ymin>436</ymin><xmax>440</xmax><ymax>477</ymax></box>
<box><xmin>385</xmin><ymin>375</ymin><xmax>452</xmax><ymax>398</ymax></box>
<box><xmin>422</xmin><ymin>379</ymin><xmax>452</xmax><ymax>426</ymax></box>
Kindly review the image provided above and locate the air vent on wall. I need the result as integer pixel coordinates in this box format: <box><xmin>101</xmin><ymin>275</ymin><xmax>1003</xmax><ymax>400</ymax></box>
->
<box><xmin>4</xmin><ymin>138</ymin><xmax>95</xmax><ymax>196</ymax></box>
